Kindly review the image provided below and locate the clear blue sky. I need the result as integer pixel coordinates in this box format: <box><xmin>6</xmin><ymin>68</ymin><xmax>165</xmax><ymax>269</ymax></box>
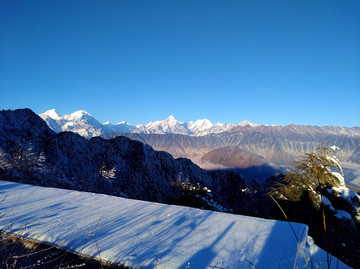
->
<box><xmin>1</xmin><ymin>0</ymin><xmax>359</xmax><ymax>126</ymax></box>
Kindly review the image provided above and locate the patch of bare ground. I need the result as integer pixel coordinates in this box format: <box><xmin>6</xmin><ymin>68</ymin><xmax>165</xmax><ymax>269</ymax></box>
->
<box><xmin>0</xmin><ymin>231</ymin><xmax>129</xmax><ymax>269</ymax></box>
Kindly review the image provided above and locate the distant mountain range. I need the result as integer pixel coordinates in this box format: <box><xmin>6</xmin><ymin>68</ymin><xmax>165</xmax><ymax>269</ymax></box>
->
<box><xmin>39</xmin><ymin>109</ymin><xmax>259</xmax><ymax>137</ymax></box>
<box><xmin>38</xmin><ymin>109</ymin><xmax>360</xmax><ymax>187</ymax></box>
<box><xmin>39</xmin><ymin>109</ymin><xmax>136</xmax><ymax>137</ymax></box>
<box><xmin>106</xmin><ymin>126</ymin><xmax>360</xmax><ymax>180</ymax></box>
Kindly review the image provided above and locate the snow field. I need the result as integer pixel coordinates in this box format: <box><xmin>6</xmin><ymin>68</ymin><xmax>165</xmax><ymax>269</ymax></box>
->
<box><xmin>0</xmin><ymin>180</ymin><xmax>350</xmax><ymax>268</ymax></box>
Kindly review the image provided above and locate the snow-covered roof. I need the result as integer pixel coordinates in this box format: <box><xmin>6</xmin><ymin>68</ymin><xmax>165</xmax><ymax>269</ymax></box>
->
<box><xmin>0</xmin><ymin>180</ymin><xmax>350</xmax><ymax>268</ymax></box>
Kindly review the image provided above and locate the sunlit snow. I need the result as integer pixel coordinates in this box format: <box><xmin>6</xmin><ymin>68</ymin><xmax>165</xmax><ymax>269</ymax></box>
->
<box><xmin>0</xmin><ymin>181</ymin><xmax>350</xmax><ymax>268</ymax></box>
<box><xmin>64</xmin><ymin>110</ymin><xmax>92</xmax><ymax>120</ymax></box>
<box><xmin>42</xmin><ymin>108</ymin><xmax>61</xmax><ymax>120</ymax></box>
<box><xmin>332</xmin><ymin>185</ymin><xmax>358</xmax><ymax>201</ymax></box>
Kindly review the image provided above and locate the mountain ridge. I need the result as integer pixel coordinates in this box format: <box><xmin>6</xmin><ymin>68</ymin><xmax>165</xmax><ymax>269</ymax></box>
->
<box><xmin>39</xmin><ymin>109</ymin><xmax>262</xmax><ymax>137</ymax></box>
<box><xmin>39</xmin><ymin>109</ymin><xmax>360</xmax><ymax>138</ymax></box>
<box><xmin>39</xmin><ymin>109</ymin><xmax>360</xmax><ymax>178</ymax></box>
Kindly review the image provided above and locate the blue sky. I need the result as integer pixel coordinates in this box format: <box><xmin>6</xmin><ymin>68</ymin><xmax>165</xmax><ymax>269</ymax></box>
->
<box><xmin>1</xmin><ymin>0</ymin><xmax>359</xmax><ymax>126</ymax></box>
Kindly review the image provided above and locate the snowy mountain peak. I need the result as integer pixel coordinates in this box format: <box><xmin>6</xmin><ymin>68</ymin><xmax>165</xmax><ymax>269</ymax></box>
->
<box><xmin>68</xmin><ymin>110</ymin><xmax>92</xmax><ymax>120</ymax></box>
<box><xmin>167</xmin><ymin>115</ymin><xmax>175</xmax><ymax>120</ymax></box>
<box><xmin>39</xmin><ymin>109</ymin><xmax>263</xmax><ymax>137</ymax></box>
<box><xmin>189</xmin><ymin>119</ymin><xmax>213</xmax><ymax>131</ymax></box>
<box><xmin>238</xmin><ymin>120</ymin><xmax>258</xmax><ymax>127</ymax></box>
<box><xmin>134</xmin><ymin>115</ymin><xmax>189</xmax><ymax>135</ymax></box>
<box><xmin>42</xmin><ymin>109</ymin><xmax>61</xmax><ymax>120</ymax></box>
<box><xmin>104</xmin><ymin>121</ymin><xmax>130</xmax><ymax>126</ymax></box>
<box><xmin>164</xmin><ymin>115</ymin><xmax>180</xmax><ymax>125</ymax></box>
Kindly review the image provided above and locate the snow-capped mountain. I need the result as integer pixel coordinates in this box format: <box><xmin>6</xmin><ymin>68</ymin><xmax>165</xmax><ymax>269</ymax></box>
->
<box><xmin>135</xmin><ymin>115</ymin><xmax>191</xmax><ymax>135</ymax></box>
<box><xmin>134</xmin><ymin>116</ymin><xmax>259</xmax><ymax>136</ymax></box>
<box><xmin>40</xmin><ymin>109</ymin><xmax>135</xmax><ymax>138</ymax></box>
<box><xmin>38</xmin><ymin>109</ymin><xmax>360</xmax><ymax>178</ymax></box>
<box><xmin>103</xmin><ymin>120</ymin><xmax>137</xmax><ymax>134</ymax></box>
<box><xmin>135</xmin><ymin>117</ymin><xmax>259</xmax><ymax>136</ymax></box>
<box><xmin>188</xmin><ymin>119</ymin><xmax>213</xmax><ymax>134</ymax></box>
<box><xmin>42</xmin><ymin>108</ymin><xmax>61</xmax><ymax>119</ymax></box>
<box><xmin>189</xmin><ymin>120</ymin><xmax>259</xmax><ymax>136</ymax></box>
<box><xmin>39</xmin><ymin>109</ymin><xmax>257</xmax><ymax>137</ymax></box>
<box><xmin>40</xmin><ymin>109</ymin><xmax>105</xmax><ymax>137</ymax></box>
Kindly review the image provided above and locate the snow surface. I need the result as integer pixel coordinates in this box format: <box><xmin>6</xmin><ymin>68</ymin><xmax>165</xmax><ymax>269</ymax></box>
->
<box><xmin>42</xmin><ymin>108</ymin><xmax>61</xmax><ymax>120</ymax></box>
<box><xmin>332</xmin><ymin>185</ymin><xmax>358</xmax><ymax>201</ymax></box>
<box><xmin>0</xmin><ymin>180</ymin><xmax>350</xmax><ymax>268</ymax></box>
<box><xmin>64</xmin><ymin>110</ymin><xmax>92</xmax><ymax>120</ymax></box>
<box><xmin>331</xmin><ymin>172</ymin><xmax>345</xmax><ymax>187</ymax></box>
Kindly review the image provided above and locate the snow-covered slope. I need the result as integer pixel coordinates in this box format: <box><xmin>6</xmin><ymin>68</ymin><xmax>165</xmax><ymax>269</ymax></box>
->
<box><xmin>42</xmin><ymin>108</ymin><xmax>61</xmax><ymax>119</ymax></box>
<box><xmin>39</xmin><ymin>109</ymin><xmax>63</xmax><ymax>133</ymax></box>
<box><xmin>0</xmin><ymin>180</ymin><xmax>350</xmax><ymax>269</ymax></box>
